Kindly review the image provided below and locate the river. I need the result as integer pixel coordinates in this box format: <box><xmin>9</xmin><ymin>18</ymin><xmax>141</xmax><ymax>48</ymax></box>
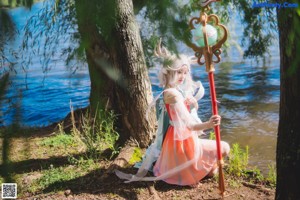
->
<box><xmin>0</xmin><ymin>2</ymin><xmax>279</xmax><ymax>174</ymax></box>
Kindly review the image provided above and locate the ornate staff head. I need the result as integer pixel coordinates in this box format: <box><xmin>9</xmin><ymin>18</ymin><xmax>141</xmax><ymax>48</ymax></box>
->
<box><xmin>187</xmin><ymin>1</ymin><xmax>228</xmax><ymax>72</ymax></box>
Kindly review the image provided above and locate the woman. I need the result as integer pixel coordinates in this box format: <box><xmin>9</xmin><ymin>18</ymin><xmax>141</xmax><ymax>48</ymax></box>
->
<box><xmin>115</xmin><ymin>41</ymin><xmax>230</xmax><ymax>186</ymax></box>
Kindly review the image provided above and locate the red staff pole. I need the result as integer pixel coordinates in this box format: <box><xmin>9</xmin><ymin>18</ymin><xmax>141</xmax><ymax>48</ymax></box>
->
<box><xmin>188</xmin><ymin>5</ymin><xmax>228</xmax><ymax>196</ymax></box>
<box><xmin>208</xmin><ymin>72</ymin><xmax>223</xmax><ymax>160</ymax></box>
<box><xmin>201</xmin><ymin>14</ymin><xmax>225</xmax><ymax>196</ymax></box>
<box><xmin>208</xmin><ymin>71</ymin><xmax>225</xmax><ymax>194</ymax></box>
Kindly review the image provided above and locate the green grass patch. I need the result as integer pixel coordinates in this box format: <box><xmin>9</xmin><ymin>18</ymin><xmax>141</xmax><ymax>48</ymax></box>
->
<box><xmin>39</xmin><ymin>133</ymin><xmax>76</xmax><ymax>148</ymax></box>
<box><xmin>0</xmin><ymin>106</ymin><xmax>121</xmax><ymax>197</ymax></box>
<box><xmin>24</xmin><ymin>158</ymin><xmax>100</xmax><ymax>194</ymax></box>
<box><xmin>227</xmin><ymin>143</ymin><xmax>249</xmax><ymax>177</ymax></box>
<box><xmin>266</xmin><ymin>164</ymin><xmax>276</xmax><ymax>187</ymax></box>
<box><xmin>30</xmin><ymin>165</ymin><xmax>80</xmax><ymax>193</ymax></box>
<box><xmin>206</xmin><ymin>132</ymin><xmax>273</xmax><ymax>185</ymax></box>
<box><xmin>225</xmin><ymin>142</ymin><xmax>276</xmax><ymax>188</ymax></box>
<box><xmin>70</xmin><ymin>107</ymin><xmax>120</xmax><ymax>160</ymax></box>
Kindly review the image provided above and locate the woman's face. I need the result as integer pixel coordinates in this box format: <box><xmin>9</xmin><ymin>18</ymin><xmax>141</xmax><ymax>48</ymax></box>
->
<box><xmin>176</xmin><ymin>65</ymin><xmax>189</xmax><ymax>85</ymax></box>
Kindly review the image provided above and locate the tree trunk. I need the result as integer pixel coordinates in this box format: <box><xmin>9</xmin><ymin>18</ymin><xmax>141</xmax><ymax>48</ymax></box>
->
<box><xmin>276</xmin><ymin>1</ymin><xmax>300</xmax><ymax>199</ymax></box>
<box><xmin>111</xmin><ymin>0</ymin><xmax>156</xmax><ymax>147</ymax></box>
<box><xmin>74</xmin><ymin>0</ymin><xmax>156</xmax><ymax>147</ymax></box>
<box><xmin>75</xmin><ymin>0</ymin><xmax>115</xmax><ymax>112</ymax></box>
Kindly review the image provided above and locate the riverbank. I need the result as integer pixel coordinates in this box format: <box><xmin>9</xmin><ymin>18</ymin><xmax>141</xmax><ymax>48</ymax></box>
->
<box><xmin>0</xmin><ymin>124</ymin><xmax>275</xmax><ymax>200</ymax></box>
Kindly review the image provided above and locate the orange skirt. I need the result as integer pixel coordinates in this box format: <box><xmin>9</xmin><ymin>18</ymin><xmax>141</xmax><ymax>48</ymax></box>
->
<box><xmin>153</xmin><ymin>126</ymin><xmax>218</xmax><ymax>186</ymax></box>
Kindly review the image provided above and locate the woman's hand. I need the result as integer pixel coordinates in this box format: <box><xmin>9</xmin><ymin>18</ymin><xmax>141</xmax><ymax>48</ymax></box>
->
<box><xmin>184</xmin><ymin>96</ymin><xmax>198</xmax><ymax>110</ymax></box>
<box><xmin>192</xmin><ymin>114</ymin><xmax>221</xmax><ymax>131</ymax></box>
<box><xmin>208</xmin><ymin>115</ymin><xmax>221</xmax><ymax>128</ymax></box>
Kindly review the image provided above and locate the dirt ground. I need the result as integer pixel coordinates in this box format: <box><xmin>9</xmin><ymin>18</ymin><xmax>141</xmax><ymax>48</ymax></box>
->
<box><xmin>18</xmin><ymin>166</ymin><xmax>275</xmax><ymax>200</ymax></box>
<box><xmin>1</xmin><ymin>124</ymin><xmax>275</xmax><ymax>200</ymax></box>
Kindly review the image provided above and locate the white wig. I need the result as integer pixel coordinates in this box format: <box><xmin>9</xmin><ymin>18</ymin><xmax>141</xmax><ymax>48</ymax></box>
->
<box><xmin>154</xmin><ymin>40</ymin><xmax>195</xmax><ymax>92</ymax></box>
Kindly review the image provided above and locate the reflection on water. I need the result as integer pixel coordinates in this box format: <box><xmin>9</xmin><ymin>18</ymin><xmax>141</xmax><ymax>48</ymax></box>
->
<box><xmin>1</xmin><ymin>2</ymin><xmax>279</xmax><ymax>174</ymax></box>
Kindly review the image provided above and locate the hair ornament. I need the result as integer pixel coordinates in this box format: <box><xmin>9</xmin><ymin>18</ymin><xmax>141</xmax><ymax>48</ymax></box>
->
<box><xmin>154</xmin><ymin>38</ymin><xmax>172</xmax><ymax>59</ymax></box>
<box><xmin>154</xmin><ymin>39</ymin><xmax>192</xmax><ymax>71</ymax></box>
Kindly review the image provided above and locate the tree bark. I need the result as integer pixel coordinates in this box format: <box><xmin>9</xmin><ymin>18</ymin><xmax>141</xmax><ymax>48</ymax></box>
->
<box><xmin>112</xmin><ymin>0</ymin><xmax>156</xmax><ymax>147</ymax></box>
<box><xmin>74</xmin><ymin>0</ymin><xmax>156</xmax><ymax>147</ymax></box>
<box><xmin>276</xmin><ymin>1</ymin><xmax>300</xmax><ymax>199</ymax></box>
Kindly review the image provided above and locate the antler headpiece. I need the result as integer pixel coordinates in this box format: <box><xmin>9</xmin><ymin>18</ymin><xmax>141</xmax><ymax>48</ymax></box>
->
<box><xmin>154</xmin><ymin>39</ymin><xmax>192</xmax><ymax>71</ymax></box>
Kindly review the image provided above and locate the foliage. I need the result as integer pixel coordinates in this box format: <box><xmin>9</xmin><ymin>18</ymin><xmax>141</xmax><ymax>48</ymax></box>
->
<box><xmin>0</xmin><ymin>124</ymin><xmax>105</xmax><ymax>195</ymax></box>
<box><xmin>33</xmin><ymin>165</ymin><xmax>77</xmax><ymax>192</ymax></box>
<box><xmin>70</xmin><ymin>106</ymin><xmax>120</xmax><ymax>160</ymax></box>
<box><xmin>0</xmin><ymin>0</ymin><xmax>37</xmax><ymax>72</ymax></box>
<box><xmin>207</xmin><ymin>134</ymin><xmax>272</xmax><ymax>184</ymax></box>
<box><xmin>206</xmin><ymin>134</ymin><xmax>274</xmax><ymax>185</ymax></box>
<box><xmin>216</xmin><ymin>0</ymin><xmax>277</xmax><ymax>58</ymax></box>
<box><xmin>29</xmin><ymin>159</ymin><xmax>99</xmax><ymax>193</ymax></box>
<box><xmin>223</xmin><ymin>142</ymin><xmax>278</xmax><ymax>188</ymax></box>
<box><xmin>21</xmin><ymin>0</ymin><xmax>84</xmax><ymax>75</ymax></box>
<box><xmin>227</xmin><ymin>143</ymin><xmax>249</xmax><ymax>177</ymax></box>
<box><xmin>0</xmin><ymin>0</ymin><xmax>36</xmax><ymax>8</ymax></box>
<box><xmin>128</xmin><ymin>147</ymin><xmax>143</xmax><ymax>165</ymax></box>
<box><xmin>67</xmin><ymin>156</ymin><xmax>96</xmax><ymax>170</ymax></box>
<box><xmin>208</xmin><ymin>131</ymin><xmax>216</xmax><ymax>140</ymax></box>
<box><xmin>243</xmin><ymin>166</ymin><xmax>264</xmax><ymax>182</ymax></box>
<box><xmin>266</xmin><ymin>164</ymin><xmax>276</xmax><ymax>187</ymax></box>
<box><xmin>0</xmin><ymin>8</ymin><xmax>17</xmax><ymax>71</ymax></box>
<box><xmin>39</xmin><ymin>131</ymin><xmax>76</xmax><ymax>149</ymax></box>
<box><xmin>16</xmin><ymin>0</ymin><xmax>278</xmax><ymax>76</ymax></box>
<box><xmin>137</xmin><ymin>0</ymin><xmax>277</xmax><ymax>64</ymax></box>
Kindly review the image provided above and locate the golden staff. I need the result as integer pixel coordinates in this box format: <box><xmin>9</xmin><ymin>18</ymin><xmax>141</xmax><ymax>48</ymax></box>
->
<box><xmin>187</xmin><ymin>0</ymin><xmax>228</xmax><ymax>197</ymax></box>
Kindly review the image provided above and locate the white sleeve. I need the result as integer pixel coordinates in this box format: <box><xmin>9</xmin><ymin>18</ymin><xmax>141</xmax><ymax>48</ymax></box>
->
<box><xmin>168</xmin><ymin>90</ymin><xmax>203</xmax><ymax>140</ymax></box>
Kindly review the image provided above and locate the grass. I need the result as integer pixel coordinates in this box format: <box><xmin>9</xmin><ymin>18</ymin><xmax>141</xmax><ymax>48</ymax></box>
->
<box><xmin>266</xmin><ymin>164</ymin><xmax>277</xmax><ymax>187</ymax></box>
<box><xmin>70</xmin><ymin>105</ymin><xmax>120</xmax><ymax>160</ymax></box>
<box><xmin>0</xmin><ymin>120</ymin><xmax>277</xmax><ymax>197</ymax></box>
<box><xmin>0</xmin><ymin>128</ymin><xmax>103</xmax><ymax>194</ymax></box>
<box><xmin>31</xmin><ymin>165</ymin><xmax>78</xmax><ymax>192</ymax></box>
<box><xmin>26</xmin><ymin>158</ymin><xmax>99</xmax><ymax>194</ymax></box>
<box><xmin>0</xmin><ymin>107</ymin><xmax>121</xmax><ymax>196</ymax></box>
<box><xmin>39</xmin><ymin>132</ymin><xmax>76</xmax><ymax>148</ymax></box>
<box><xmin>227</xmin><ymin>143</ymin><xmax>249</xmax><ymax>177</ymax></box>
<box><xmin>227</xmin><ymin>143</ymin><xmax>276</xmax><ymax>187</ymax></box>
<box><xmin>209</xmin><ymin>131</ymin><xmax>276</xmax><ymax>187</ymax></box>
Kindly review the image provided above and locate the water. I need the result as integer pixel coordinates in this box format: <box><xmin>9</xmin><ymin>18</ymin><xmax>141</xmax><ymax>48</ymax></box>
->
<box><xmin>1</xmin><ymin>3</ymin><xmax>279</xmax><ymax>174</ymax></box>
<box><xmin>1</xmin><ymin>2</ymin><xmax>90</xmax><ymax>127</ymax></box>
<box><xmin>1</xmin><ymin>69</ymin><xmax>90</xmax><ymax>126</ymax></box>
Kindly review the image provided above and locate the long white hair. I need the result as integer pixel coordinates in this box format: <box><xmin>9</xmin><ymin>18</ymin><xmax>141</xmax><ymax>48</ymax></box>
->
<box><xmin>154</xmin><ymin>40</ymin><xmax>196</xmax><ymax>93</ymax></box>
